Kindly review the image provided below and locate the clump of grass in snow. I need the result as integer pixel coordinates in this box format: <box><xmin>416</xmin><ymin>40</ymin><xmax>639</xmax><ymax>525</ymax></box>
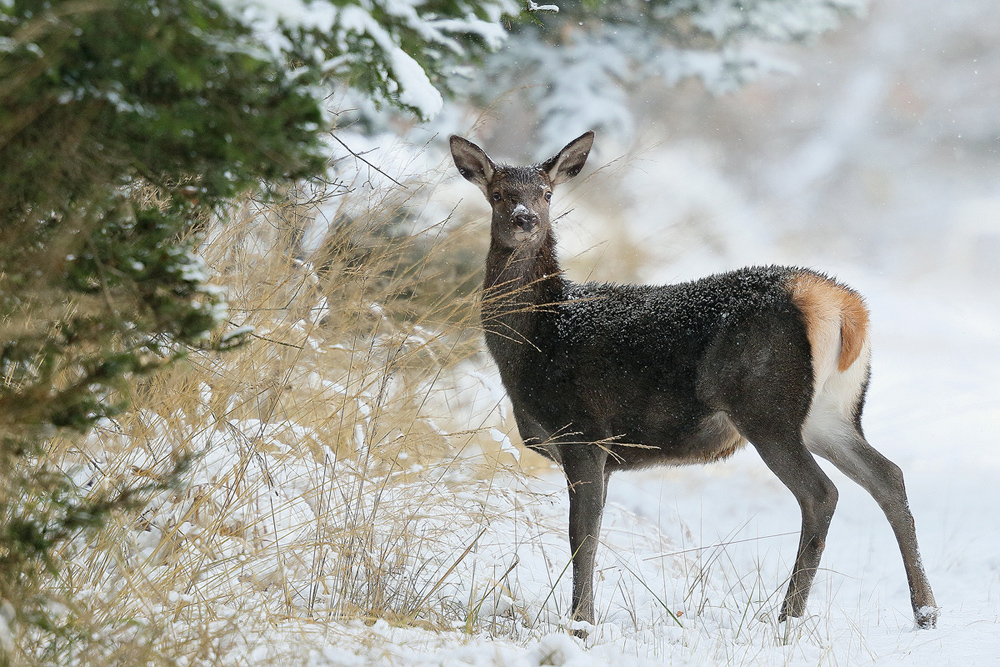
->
<box><xmin>20</xmin><ymin>170</ymin><xmax>532</xmax><ymax>663</ymax></box>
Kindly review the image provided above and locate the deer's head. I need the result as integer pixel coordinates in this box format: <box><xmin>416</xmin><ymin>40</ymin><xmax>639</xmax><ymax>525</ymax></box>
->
<box><xmin>450</xmin><ymin>132</ymin><xmax>594</xmax><ymax>250</ymax></box>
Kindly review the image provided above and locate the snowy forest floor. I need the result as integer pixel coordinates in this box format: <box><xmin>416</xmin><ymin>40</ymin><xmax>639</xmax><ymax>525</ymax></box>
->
<box><xmin>286</xmin><ymin>272</ymin><xmax>1000</xmax><ymax>666</ymax></box>
<box><xmin>45</xmin><ymin>168</ymin><xmax>1000</xmax><ymax>667</ymax></box>
<box><xmin>106</xmin><ymin>263</ymin><xmax>990</xmax><ymax>667</ymax></box>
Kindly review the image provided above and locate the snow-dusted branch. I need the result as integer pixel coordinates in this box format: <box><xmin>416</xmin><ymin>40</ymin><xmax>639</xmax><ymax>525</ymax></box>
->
<box><xmin>526</xmin><ymin>1</ymin><xmax>559</xmax><ymax>13</ymax></box>
<box><xmin>216</xmin><ymin>0</ymin><xmax>522</xmax><ymax>120</ymax></box>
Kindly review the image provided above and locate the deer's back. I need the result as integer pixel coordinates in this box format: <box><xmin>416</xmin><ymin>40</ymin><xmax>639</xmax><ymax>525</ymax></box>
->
<box><xmin>502</xmin><ymin>266</ymin><xmax>817</xmax><ymax>468</ymax></box>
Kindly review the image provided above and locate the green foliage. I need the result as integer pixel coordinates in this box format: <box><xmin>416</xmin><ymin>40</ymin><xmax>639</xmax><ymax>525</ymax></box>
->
<box><xmin>0</xmin><ymin>0</ymin><xmax>331</xmax><ymax>437</ymax></box>
<box><xmin>0</xmin><ymin>0</ymin><xmax>333</xmax><ymax>649</ymax></box>
<box><xmin>0</xmin><ymin>0</ymin><xmax>327</xmax><ymax>213</ymax></box>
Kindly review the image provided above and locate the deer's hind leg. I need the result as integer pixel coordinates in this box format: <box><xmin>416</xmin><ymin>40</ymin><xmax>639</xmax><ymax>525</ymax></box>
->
<box><xmin>736</xmin><ymin>422</ymin><xmax>840</xmax><ymax>622</ymax></box>
<box><xmin>804</xmin><ymin>422</ymin><xmax>938</xmax><ymax>627</ymax></box>
<box><xmin>701</xmin><ymin>304</ymin><xmax>837</xmax><ymax>621</ymax></box>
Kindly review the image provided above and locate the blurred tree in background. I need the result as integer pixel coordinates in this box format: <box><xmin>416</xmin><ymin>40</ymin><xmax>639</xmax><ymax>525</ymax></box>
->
<box><xmin>433</xmin><ymin>0</ymin><xmax>865</xmax><ymax>152</ymax></box>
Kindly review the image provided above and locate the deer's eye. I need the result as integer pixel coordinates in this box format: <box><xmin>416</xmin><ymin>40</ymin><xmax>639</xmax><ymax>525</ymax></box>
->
<box><xmin>491</xmin><ymin>192</ymin><xmax>502</xmax><ymax>202</ymax></box>
<box><xmin>544</xmin><ymin>191</ymin><xmax>552</xmax><ymax>202</ymax></box>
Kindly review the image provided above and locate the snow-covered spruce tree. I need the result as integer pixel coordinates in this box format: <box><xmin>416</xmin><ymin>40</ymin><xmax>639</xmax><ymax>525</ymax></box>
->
<box><xmin>460</xmin><ymin>0</ymin><xmax>865</xmax><ymax>152</ymax></box>
<box><xmin>0</xmin><ymin>0</ymin><xmax>324</xmax><ymax>645</ymax></box>
<box><xmin>223</xmin><ymin>0</ymin><xmax>520</xmax><ymax>120</ymax></box>
<box><xmin>0</xmin><ymin>0</ymin><xmax>519</xmax><ymax>649</ymax></box>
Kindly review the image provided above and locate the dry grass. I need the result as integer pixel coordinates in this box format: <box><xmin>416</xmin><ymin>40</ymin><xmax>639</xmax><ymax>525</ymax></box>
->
<box><xmin>11</xmin><ymin>164</ymin><xmax>536</xmax><ymax>664</ymax></box>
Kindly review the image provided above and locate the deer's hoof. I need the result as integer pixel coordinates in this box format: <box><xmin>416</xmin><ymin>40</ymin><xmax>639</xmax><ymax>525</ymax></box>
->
<box><xmin>915</xmin><ymin>606</ymin><xmax>938</xmax><ymax>629</ymax></box>
<box><xmin>778</xmin><ymin>603</ymin><xmax>802</xmax><ymax>624</ymax></box>
<box><xmin>568</xmin><ymin>618</ymin><xmax>594</xmax><ymax>640</ymax></box>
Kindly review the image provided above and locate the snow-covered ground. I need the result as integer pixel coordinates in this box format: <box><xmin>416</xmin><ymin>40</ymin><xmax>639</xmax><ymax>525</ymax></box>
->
<box><xmin>68</xmin><ymin>213</ymin><xmax>998</xmax><ymax>666</ymax></box>
<box><xmin>258</xmin><ymin>269</ymin><xmax>995</xmax><ymax>667</ymax></box>
<box><xmin>60</xmin><ymin>153</ymin><xmax>997</xmax><ymax>667</ymax></box>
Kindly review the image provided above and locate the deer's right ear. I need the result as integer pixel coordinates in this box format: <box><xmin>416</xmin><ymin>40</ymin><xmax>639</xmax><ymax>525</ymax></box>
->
<box><xmin>450</xmin><ymin>135</ymin><xmax>495</xmax><ymax>196</ymax></box>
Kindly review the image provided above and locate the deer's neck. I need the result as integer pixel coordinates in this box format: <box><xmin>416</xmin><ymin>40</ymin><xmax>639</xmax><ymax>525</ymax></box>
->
<box><xmin>481</xmin><ymin>234</ymin><xmax>566</xmax><ymax>378</ymax></box>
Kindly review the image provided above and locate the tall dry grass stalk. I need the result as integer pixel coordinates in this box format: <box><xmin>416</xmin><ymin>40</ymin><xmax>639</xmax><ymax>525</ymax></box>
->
<box><xmin>17</xmin><ymin>168</ymin><xmax>535</xmax><ymax>664</ymax></box>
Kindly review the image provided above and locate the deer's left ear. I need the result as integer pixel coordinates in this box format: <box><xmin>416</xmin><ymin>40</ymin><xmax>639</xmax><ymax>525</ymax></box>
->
<box><xmin>542</xmin><ymin>131</ymin><xmax>594</xmax><ymax>186</ymax></box>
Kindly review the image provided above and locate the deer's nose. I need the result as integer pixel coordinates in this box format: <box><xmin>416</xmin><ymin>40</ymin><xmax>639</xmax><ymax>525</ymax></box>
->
<box><xmin>512</xmin><ymin>205</ymin><xmax>538</xmax><ymax>230</ymax></box>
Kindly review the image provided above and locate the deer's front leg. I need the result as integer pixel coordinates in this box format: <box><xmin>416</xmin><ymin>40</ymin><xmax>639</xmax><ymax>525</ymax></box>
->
<box><xmin>562</xmin><ymin>443</ymin><xmax>608</xmax><ymax>636</ymax></box>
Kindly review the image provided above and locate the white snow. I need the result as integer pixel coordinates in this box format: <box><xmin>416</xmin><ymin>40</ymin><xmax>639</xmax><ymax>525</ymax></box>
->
<box><xmin>212</xmin><ymin>0</ymin><xmax>520</xmax><ymax>120</ymax></box>
<box><xmin>337</xmin><ymin>5</ymin><xmax>443</xmax><ymax>119</ymax></box>
<box><xmin>235</xmin><ymin>253</ymin><xmax>996</xmax><ymax>667</ymax></box>
<box><xmin>64</xmin><ymin>208</ymin><xmax>999</xmax><ymax>666</ymax></box>
<box><xmin>526</xmin><ymin>0</ymin><xmax>560</xmax><ymax>13</ymax></box>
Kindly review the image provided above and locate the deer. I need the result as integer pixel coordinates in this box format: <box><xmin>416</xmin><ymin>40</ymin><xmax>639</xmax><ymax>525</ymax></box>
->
<box><xmin>449</xmin><ymin>131</ymin><xmax>938</xmax><ymax>635</ymax></box>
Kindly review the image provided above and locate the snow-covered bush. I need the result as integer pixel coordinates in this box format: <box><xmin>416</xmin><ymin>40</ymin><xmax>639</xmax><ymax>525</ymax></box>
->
<box><xmin>27</xmin><ymin>184</ymin><xmax>529</xmax><ymax>662</ymax></box>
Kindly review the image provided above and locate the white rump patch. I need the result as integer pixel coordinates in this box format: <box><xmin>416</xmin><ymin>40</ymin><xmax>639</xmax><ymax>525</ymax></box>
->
<box><xmin>801</xmin><ymin>324</ymin><xmax>871</xmax><ymax>458</ymax></box>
